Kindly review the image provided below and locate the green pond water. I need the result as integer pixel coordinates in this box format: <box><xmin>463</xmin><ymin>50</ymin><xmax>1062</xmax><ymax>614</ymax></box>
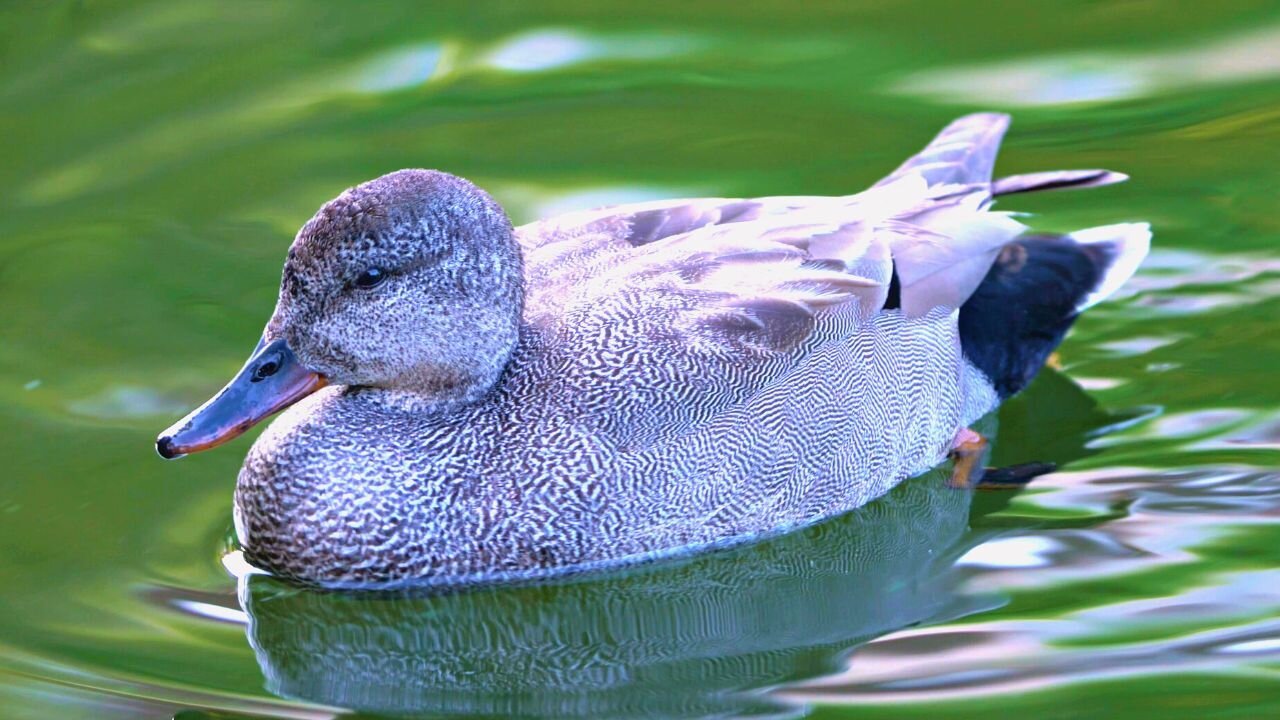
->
<box><xmin>3</xmin><ymin>1</ymin><xmax>1279</xmax><ymax>717</ymax></box>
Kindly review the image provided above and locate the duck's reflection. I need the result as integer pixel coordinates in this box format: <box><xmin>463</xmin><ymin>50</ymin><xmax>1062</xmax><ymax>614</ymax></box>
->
<box><xmin>239</xmin><ymin>466</ymin><xmax>974</xmax><ymax>718</ymax></box>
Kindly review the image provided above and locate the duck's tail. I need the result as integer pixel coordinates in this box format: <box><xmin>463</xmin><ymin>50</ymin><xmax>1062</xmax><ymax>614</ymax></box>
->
<box><xmin>959</xmin><ymin>222</ymin><xmax>1151</xmax><ymax>398</ymax></box>
<box><xmin>876</xmin><ymin>112</ymin><xmax>1131</xmax><ymax>195</ymax></box>
<box><xmin>993</xmin><ymin>169</ymin><xmax>1130</xmax><ymax>196</ymax></box>
<box><xmin>874</xmin><ymin>113</ymin><xmax>1148</xmax><ymax>398</ymax></box>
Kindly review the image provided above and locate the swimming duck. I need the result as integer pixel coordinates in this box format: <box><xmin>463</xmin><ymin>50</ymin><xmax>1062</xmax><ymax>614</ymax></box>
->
<box><xmin>157</xmin><ymin>113</ymin><xmax>1149</xmax><ymax>589</ymax></box>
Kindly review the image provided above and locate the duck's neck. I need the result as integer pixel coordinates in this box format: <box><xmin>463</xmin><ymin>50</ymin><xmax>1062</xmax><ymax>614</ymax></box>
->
<box><xmin>352</xmin><ymin>343</ymin><xmax>517</xmax><ymax>416</ymax></box>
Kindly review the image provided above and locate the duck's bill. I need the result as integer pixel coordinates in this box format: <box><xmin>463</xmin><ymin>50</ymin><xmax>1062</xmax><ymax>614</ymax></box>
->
<box><xmin>156</xmin><ymin>337</ymin><xmax>326</xmax><ymax>459</ymax></box>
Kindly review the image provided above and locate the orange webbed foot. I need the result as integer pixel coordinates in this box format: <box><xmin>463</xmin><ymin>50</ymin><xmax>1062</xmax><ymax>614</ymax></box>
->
<box><xmin>947</xmin><ymin>427</ymin><xmax>990</xmax><ymax>489</ymax></box>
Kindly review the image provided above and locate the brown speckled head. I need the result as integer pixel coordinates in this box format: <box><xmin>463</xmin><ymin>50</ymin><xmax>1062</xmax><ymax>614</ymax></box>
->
<box><xmin>267</xmin><ymin>169</ymin><xmax>523</xmax><ymax>402</ymax></box>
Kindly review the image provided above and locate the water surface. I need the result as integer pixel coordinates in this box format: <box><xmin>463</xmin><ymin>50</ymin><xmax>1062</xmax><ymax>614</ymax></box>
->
<box><xmin>2</xmin><ymin>1</ymin><xmax>1279</xmax><ymax>717</ymax></box>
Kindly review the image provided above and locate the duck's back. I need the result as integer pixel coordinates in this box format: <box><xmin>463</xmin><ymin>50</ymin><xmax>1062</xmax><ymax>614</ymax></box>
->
<box><xmin>444</xmin><ymin>115</ymin><xmax>1135</xmax><ymax>572</ymax></box>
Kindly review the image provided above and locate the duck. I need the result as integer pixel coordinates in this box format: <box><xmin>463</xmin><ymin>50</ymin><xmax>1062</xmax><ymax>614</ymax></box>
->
<box><xmin>156</xmin><ymin>113</ymin><xmax>1149</xmax><ymax>589</ymax></box>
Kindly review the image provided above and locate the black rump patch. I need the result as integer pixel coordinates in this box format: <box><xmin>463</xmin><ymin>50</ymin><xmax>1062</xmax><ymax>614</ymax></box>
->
<box><xmin>958</xmin><ymin>235</ymin><xmax>1114</xmax><ymax>397</ymax></box>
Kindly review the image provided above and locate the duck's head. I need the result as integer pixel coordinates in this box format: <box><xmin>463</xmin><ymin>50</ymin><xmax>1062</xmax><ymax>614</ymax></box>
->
<box><xmin>156</xmin><ymin>169</ymin><xmax>522</xmax><ymax>459</ymax></box>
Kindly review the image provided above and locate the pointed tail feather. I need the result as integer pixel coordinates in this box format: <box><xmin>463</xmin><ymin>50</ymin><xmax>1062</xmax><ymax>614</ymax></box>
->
<box><xmin>993</xmin><ymin>169</ymin><xmax>1129</xmax><ymax>196</ymax></box>
<box><xmin>875</xmin><ymin>113</ymin><xmax>1011</xmax><ymax>189</ymax></box>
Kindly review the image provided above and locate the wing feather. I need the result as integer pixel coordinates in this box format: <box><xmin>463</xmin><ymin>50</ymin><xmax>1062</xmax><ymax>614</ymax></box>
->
<box><xmin>887</xmin><ymin>192</ymin><xmax>1027</xmax><ymax>316</ymax></box>
<box><xmin>521</xmin><ymin>112</ymin><xmax>1035</xmax><ymax>364</ymax></box>
<box><xmin>505</xmin><ymin>112</ymin><xmax>1138</xmax><ymax>453</ymax></box>
<box><xmin>525</xmin><ymin>166</ymin><xmax>1027</xmax><ymax>347</ymax></box>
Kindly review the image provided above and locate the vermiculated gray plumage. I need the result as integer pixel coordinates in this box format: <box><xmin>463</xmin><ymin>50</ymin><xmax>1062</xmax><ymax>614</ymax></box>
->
<box><xmin>202</xmin><ymin>113</ymin><xmax>1152</xmax><ymax>589</ymax></box>
<box><xmin>240</xmin><ymin>468</ymin><xmax>974</xmax><ymax>717</ymax></box>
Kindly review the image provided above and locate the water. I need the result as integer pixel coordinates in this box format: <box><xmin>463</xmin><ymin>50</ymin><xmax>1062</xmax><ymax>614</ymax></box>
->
<box><xmin>2</xmin><ymin>1</ymin><xmax>1278</xmax><ymax>717</ymax></box>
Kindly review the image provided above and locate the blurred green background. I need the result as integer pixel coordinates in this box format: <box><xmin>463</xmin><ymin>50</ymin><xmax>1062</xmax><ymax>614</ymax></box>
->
<box><xmin>1</xmin><ymin>1</ymin><xmax>1279</xmax><ymax>718</ymax></box>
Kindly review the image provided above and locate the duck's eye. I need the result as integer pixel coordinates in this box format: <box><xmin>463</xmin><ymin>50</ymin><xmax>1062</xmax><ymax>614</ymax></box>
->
<box><xmin>353</xmin><ymin>267</ymin><xmax>387</xmax><ymax>289</ymax></box>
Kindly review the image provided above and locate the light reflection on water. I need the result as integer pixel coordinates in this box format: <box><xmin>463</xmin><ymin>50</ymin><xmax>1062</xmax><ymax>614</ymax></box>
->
<box><xmin>782</xmin><ymin>465</ymin><xmax>1280</xmax><ymax>705</ymax></box>
<box><xmin>894</xmin><ymin>25</ymin><xmax>1280</xmax><ymax>106</ymax></box>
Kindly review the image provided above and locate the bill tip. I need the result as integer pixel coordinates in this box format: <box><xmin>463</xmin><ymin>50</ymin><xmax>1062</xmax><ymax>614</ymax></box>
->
<box><xmin>156</xmin><ymin>435</ymin><xmax>185</xmax><ymax>460</ymax></box>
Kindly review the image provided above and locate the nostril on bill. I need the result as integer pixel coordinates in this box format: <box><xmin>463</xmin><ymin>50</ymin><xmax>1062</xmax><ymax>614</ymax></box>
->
<box><xmin>252</xmin><ymin>357</ymin><xmax>281</xmax><ymax>382</ymax></box>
